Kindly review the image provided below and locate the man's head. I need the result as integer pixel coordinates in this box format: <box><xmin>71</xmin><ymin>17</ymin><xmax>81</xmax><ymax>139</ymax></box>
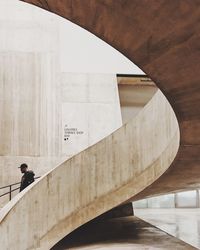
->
<box><xmin>19</xmin><ymin>163</ymin><xmax>28</xmax><ymax>173</ymax></box>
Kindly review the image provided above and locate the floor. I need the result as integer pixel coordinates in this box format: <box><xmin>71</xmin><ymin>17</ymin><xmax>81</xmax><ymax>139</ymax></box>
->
<box><xmin>135</xmin><ymin>208</ymin><xmax>200</xmax><ymax>249</ymax></box>
<box><xmin>51</xmin><ymin>215</ymin><xmax>195</xmax><ymax>250</ymax></box>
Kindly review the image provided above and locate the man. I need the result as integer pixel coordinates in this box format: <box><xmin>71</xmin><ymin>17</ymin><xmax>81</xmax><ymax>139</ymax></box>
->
<box><xmin>19</xmin><ymin>163</ymin><xmax>35</xmax><ymax>192</ymax></box>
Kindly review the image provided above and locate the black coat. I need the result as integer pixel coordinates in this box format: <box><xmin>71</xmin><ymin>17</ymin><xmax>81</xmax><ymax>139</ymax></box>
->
<box><xmin>20</xmin><ymin>170</ymin><xmax>35</xmax><ymax>192</ymax></box>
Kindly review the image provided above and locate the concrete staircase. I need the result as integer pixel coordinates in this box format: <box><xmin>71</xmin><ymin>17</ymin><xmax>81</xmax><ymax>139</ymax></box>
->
<box><xmin>1</xmin><ymin>0</ymin><xmax>200</xmax><ymax>249</ymax></box>
<box><xmin>0</xmin><ymin>90</ymin><xmax>179</xmax><ymax>249</ymax></box>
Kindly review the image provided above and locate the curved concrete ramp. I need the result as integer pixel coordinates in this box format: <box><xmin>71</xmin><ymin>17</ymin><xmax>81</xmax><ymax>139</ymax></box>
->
<box><xmin>0</xmin><ymin>91</ymin><xmax>179</xmax><ymax>249</ymax></box>
<box><xmin>1</xmin><ymin>0</ymin><xmax>199</xmax><ymax>248</ymax></box>
<box><xmin>21</xmin><ymin>0</ymin><xmax>200</xmax><ymax>197</ymax></box>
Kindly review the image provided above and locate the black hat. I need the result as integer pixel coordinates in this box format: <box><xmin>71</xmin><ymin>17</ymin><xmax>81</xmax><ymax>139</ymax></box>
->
<box><xmin>18</xmin><ymin>163</ymin><xmax>28</xmax><ymax>169</ymax></box>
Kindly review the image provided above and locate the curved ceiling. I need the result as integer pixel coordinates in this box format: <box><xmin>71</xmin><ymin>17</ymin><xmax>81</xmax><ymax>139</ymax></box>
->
<box><xmin>20</xmin><ymin>0</ymin><xmax>200</xmax><ymax>196</ymax></box>
<box><xmin>5</xmin><ymin>0</ymin><xmax>143</xmax><ymax>74</ymax></box>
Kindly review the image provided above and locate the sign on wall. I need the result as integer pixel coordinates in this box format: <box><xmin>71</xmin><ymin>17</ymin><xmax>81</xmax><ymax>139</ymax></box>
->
<box><xmin>64</xmin><ymin>125</ymin><xmax>84</xmax><ymax>141</ymax></box>
<box><xmin>62</xmin><ymin>103</ymin><xmax>89</xmax><ymax>156</ymax></box>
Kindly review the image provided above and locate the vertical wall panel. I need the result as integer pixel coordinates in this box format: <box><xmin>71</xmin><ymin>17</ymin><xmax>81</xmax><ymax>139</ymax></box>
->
<box><xmin>0</xmin><ymin>1</ymin><xmax>122</xmax><ymax>208</ymax></box>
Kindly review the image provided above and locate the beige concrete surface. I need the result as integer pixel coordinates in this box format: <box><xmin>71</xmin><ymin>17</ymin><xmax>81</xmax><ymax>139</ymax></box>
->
<box><xmin>0</xmin><ymin>90</ymin><xmax>179</xmax><ymax>249</ymax></box>
<box><xmin>135</xmin><ymin>208</ymin><xmax>200</xmax><ymax>249</ymax></box>
<box><xmin>0</xmin><ymin>70</ymin><xmax>122</xmax><ymax>208</ymax></box>
<box><xmin>51</xmin><ymin>216</ymin><xmax>196</xmax><ymax>250</ymax></box>
<box><xmin>21</xmin><ymin>0</ymin><xmax>200</xmax><ymax>197</ymax></box>
<box><xmin>7</xmin><ymin>1</ymin><xmax>200</xmax><ymax>249</ymax></box>
<box><xmin>0</xmin><ymin>1</ymin><xmax>122</xmax><ymax>200</ymax></box>
<box><xmin>118</xmin><ymin>77</ymin><xmax>157</xmax><ymax>123</ymax></box>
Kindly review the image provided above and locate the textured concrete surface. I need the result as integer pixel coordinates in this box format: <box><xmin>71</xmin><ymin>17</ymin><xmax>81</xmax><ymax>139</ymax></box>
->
<box><xmin>1</xmin><ymin>0</ymin><xmax>199</xmax><ymax>248</ymax></box>
<box><xmin>0</xmin><ymin>0</ymin><xmax>122</xmax><ymax>193</ymax></box>
<box><xmin>0</xmin><ymin>91</ymin><xmax>179</xmax><ymax>249</ymax></box>
<box><xmin>135</xmin><ymin>208</ymin><xmax>200</xmax><ymax>249</ymax></box>
<box><xmin>118</xmin><ymin>76</ymin><xmax>157</xmax><ymax>124</ymax></box>
<box><xmin>21</xmin><ymin>0</ymin><xmax>200</xmax><ymax>196</ymax></box>
<box><xmin>51</xmin><ymin>216</ymin><xmax>196</xmax><ymax>250</ymax></box>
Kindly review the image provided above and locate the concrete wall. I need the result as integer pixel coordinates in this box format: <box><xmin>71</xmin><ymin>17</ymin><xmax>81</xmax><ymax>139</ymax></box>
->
<box><xmin>118</xmin><ymin>82</ymin><xmax>157</xmax><ymax>124</ymax></box>
<box><xmin>0</xmin><ymin>90</ymin><xmax>180</xmax><ymax>249</ymax></box>
<box><xmin>60</xmin><ymin>73</ymin><xmax>122</xmax><ymax>156</ymax></box>
<box><xmin>0</xmin><ymin>1</ymin><xmax>59</xmax><ymax>204</ymax></box>
<box><xmin>0</xmin><ymin>1</ymin><xmax>122</xmax><ymax>204</ymax></box>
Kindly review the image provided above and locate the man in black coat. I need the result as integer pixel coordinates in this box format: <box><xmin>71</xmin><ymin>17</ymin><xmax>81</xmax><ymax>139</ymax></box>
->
<box><xmin>19</xmin><ymin>163</ymin><xmax>35</xmax><ymax>192</ymax></box>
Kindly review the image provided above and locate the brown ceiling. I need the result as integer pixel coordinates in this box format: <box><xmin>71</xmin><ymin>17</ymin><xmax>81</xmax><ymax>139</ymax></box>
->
<box><xmin>20</xmin><ymin>0</ymin><xmax>200</xmax><ymax>198</ymax></box>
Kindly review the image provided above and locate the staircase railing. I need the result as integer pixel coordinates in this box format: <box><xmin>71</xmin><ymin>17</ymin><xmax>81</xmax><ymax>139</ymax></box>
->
<box><xmin>0</xmin><ymin>177</ymin><xmax>40</xmax><ymax>201</ymax></box>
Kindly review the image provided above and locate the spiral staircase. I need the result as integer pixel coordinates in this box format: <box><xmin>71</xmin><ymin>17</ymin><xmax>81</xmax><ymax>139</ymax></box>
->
<box><xmin>0</xmin><ymin>1</ymin><xmax>200</xmax><ymax>249</ymax></box>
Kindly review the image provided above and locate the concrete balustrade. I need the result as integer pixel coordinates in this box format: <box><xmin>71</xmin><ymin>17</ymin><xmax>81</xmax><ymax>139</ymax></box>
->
<box><xmin>0</xmin><ymin>90</ymin><xmax>179</xmax><ymax>249</ymax></box>
<box><xmin>0</xmin><ymin>1</ymin><xmax>198</xmax><ymax>248</ymax></box>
